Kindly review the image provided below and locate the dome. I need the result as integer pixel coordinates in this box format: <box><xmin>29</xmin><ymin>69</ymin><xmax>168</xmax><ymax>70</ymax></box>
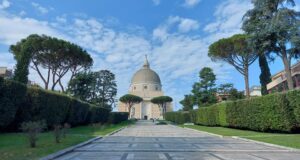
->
<box><xmin>131</xmin><ymin>56</ymin><xmax>161</xmax><ymax>85</ymax></box>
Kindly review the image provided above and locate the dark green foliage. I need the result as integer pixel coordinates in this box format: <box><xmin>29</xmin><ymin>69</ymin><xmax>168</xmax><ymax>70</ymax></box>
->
<box><xmin>88</xmin><ymin>105</ymin><xmax>110</xmax><ymax>124</ymax></box>
<box><xmin>208</xmin><ymin>34</ymin><xmax>257</xmax><ymax>97</ymax></box>
<box><xmin>167</xmin><ymin>90</ymin><xmax>300</xmax><ymax>132</ymax></box>
<box><xmin>0</xmin><ymin>78</ymin><xmax>27</xmax><ymax>129</ymax></box>
<box><xmin>67</xmin><ymin>70</ymin><xmax>117</xmax><ymax>110</ymax></box>
<box><xmin>10</xmin><ymin>34</ymin><xmax>93</xmax><ymax>91</ymax></box>
<box><xmin>108</xmin><ymin>112</ymin><xmax>129</xmax><ymax>124</ymax></box>
<box><xmin>165</xmin><ymin>112</ymin><xmax>191</xmax><ymax>124</ymax></box>
<box><xmin>192</xmin><ymin>67</ymin><xmax>217</xmax><ymax>107</ymax></box>
<box><xmin>286</xmin><ymin>90</ymin><xmax>300</xmax><ymax>125</ymax></box>
<box><xmin>258</xmin><ymin>54</ymin><xmax>271</xmax><ymax>95</ymax></box>
<box><xmin>0</xmin><ymin>78</ymin><xmax>110</xmax><ymax>132</ymax></box>
<box><xmin>180</xmin><ymin>94</ymin><xmax>195</xmax><ymax>111</ymax></box>
<box><xmin>226</xmin><ymin>93</ymin><xmax>297</xmax><ymax>132</ymax></box>
<box><xmin>66</xmin><ymin>99</ymin><xmax>90</xmax><ymax>126</ymax></box>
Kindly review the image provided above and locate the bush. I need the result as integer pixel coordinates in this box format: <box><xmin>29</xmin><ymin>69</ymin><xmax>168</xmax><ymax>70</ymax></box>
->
<box><xmin>108</xmin><ymin>112</ymin><xmax>129</xmax><ymax>124</ymax></box>
<box><xmin>88</xmin><ymin>105</ymin><xmax>110</xmax><ymax>124</ymax></box>
<box><xmin>53</xmin><ymin>124</ymin><xmax>62</xmax><ymax>143</ymax></box>
<box><xmin>21</xmin><ymin>121</ymin><xmax>46</xmax><ymax>148</ymax></box>
<box><xmin>286</xmin><ymin>90</ymin><xmax>300</xmax><ymax>125</ymax></box>
<box><xmin>167</xmin><ymin>90</ymin><xmax>300</xmax><ymax>133</ymax></box>
<box><xmin>165</xmin><ymin>111</ymin><xmax>190</xmax><ymax>124</ymax></box>
<box><xmin>226</xmin><ymin>93</ymin><xmax>297</xmax><ymax>132</ymax></box>
<box><xmin>20</xmin><ymin>88</ymin><xmax>70</xmax><ymax>127</ymax></box>
<box><xmin>0</xmin><ymin>78</ymin><xmax>27</xmax><ymax>129</ymax></box>
<box><xmin>0</xmin><ymin>78</ymin><xmax>111</xmax><ymax>132</ymax></box>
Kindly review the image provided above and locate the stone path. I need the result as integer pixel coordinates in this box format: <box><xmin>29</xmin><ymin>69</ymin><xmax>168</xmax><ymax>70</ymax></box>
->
<box><xmin>54</xmin><ymin>120</ymin><xmax>300</xmax><ymax>160</ymax></box>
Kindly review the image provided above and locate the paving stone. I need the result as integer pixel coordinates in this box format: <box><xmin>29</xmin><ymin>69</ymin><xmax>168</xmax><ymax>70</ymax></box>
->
<box><xmin>53</xmin><ymin>120</ymin><xmax>300</xmax><ymax>160</ymax></box>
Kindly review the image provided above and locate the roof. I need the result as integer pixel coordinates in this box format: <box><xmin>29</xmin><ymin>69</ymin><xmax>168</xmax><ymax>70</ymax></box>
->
<box><xmin>131</xmin><ymin>55</ymin><xmax>161</xmax><ymax>85</ymax></box>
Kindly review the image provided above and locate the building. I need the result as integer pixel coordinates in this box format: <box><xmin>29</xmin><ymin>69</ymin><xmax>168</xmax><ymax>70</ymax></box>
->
<box><xmin>249</xmin><ymin>86</ymin><xmax>262</xmax><ymax>97</ymax></box>
<box><xmin>0</xmin><ymin>67</ymin><xmax>13</xmax><ymax>79</ymax></box>
<box><xmin>118</xmin><ymin>56</ymin><xmax>173</xmax><ymax>120</ymax></box>
<box><xmin>267</xmin><ymin>61</ymin><xmax>300</xmax><ymax>93</ymax></box>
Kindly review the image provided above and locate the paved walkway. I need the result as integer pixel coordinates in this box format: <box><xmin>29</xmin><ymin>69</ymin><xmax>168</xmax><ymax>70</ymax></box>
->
<box><xmin>54</xmin><ymin>120</ymin><xmax>300</xmax><ymax>160</ymax></box>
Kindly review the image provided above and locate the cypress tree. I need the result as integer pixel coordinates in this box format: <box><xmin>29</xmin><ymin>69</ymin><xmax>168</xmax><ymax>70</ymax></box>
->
<box><xmin>258</xmin><ymin>54</ymin><xmax>271</xmax><ymax>95</ymax></box>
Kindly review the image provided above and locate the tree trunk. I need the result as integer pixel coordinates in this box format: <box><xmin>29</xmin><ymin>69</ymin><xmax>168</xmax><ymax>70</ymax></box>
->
<box><xmin>282</xmin><ymin>52</ymin><xmax>294</xmax><ymax>90</ymax></box>
<box><xmin>244</xmin><ymin>65</ymin><xmax>250</xmax><ymax>98</ymax></box>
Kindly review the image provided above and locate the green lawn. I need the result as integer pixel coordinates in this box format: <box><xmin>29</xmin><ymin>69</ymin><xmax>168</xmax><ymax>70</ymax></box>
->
<box><xmin>182</xmin><ymin>125</ymin><xmax>300</xmax><ymax>149</ymax></box>
<box><xmin>0</xmin><ymin>121</ymin><xmax>133</xmax><ymax>160</ymax></box>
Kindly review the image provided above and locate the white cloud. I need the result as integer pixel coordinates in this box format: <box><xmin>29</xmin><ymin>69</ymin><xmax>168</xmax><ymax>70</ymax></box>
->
<box><xmin>152</xmin><ymin>0</ymin><xmax>160</xmax><ymax>5</ymax></box>
<box><xmin>0</xmin><ymin>13</ymin><xmax>63</xmax><ymax>45</ymax></box>
<box><xmin>31</xmin><ymin>2</ymin><xmax>49</xmax><ymax>14</ymax></box>
<box><xmin>183</xmin><ymin>0</ymin><xmax>201</xmax><ymax>8</ymax></box>
<box><xmin>178</xmin><ymin>18</ymin><xmax>199</xmax><ymax>33</ymax></box>
<box><xmin>203</xmin><ymin>0</ymin><xmax>252</xmax><ymax>42</ymax></box>
<box><xmin>0</xmin><ymin>0</ymin><xmax>10</xmax><ymax>9</ymax></box>
<box><xmin>153</xmin><ymin>16</ymin><xmax>199</xmax><ymax>40</ymax></box>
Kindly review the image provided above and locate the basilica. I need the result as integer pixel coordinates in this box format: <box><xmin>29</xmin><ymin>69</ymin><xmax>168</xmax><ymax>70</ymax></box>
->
<box><xmin>118</xmin><ymin>56</ymin><xmax>173</xmax><ymax>120</ymax></box>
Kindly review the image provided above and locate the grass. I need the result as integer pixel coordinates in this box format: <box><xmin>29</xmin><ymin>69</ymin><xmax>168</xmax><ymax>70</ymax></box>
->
<box><xmin>0</xmin><ymin>121</ymin><xmax>133</xmax><ymax>160</ymax></box>
<box><xmin>182</xmin><ymin>125</ymin><xmax>300</xmax><ymax>149</ymax></box>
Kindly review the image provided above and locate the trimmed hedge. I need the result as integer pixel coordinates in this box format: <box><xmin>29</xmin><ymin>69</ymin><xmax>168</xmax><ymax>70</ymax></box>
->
<box><xmin>0</xmin><ymin>78</ymin><xmax>27</xmax><ymax>129</ymax></box>
<box><xmin>108</xmin><ymin>112</ymin><xmax>129</xmax><ymax>124</ymax></box>
<box><xmin>166</xmin><ymin>90</ymin><xmax>300</xmax><ymax>133</ymax></box>
<box><xmin>165</xmin><ymin>111</ymin><xmax>191</xmax><ymax>124</ymax></box>
<box><xmin>0</xmin><ymin>79</ymin><xmax>111</xmax><ymax>131</ymax></box>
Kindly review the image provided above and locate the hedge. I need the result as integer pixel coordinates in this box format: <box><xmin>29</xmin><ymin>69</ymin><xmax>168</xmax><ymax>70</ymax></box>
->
<box><xmin>0</xmin><ymin>79</ymin><xmax>111</xmax><ymax>131</ymax></box>
<box><xmin>108</xmin><ymin>112</ymin><xmax>129</xmax><ymax>124</ymax></box>
<box><xmin>0</xmin><ymin>78</ymin><xmax>27</xmax><ymax>129</ymax></box>
<box><xmin>166</xmin><ymin>90</ymin><xmax>300</xmax><ymax>133</ymax></box>
<box><xmin>165</xmin><ymin>111</ymin><xmax>191</xmax><ymax>124</ymax></box>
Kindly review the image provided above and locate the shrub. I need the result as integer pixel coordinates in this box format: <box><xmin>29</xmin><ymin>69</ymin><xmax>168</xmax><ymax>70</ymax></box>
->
<box><xmin>62</xmin><ymin>123</ymin><xmax>71</xmax><ymax>138</ymax></box>
<box><xmin>20</xmin><ymin>88</ymin><xmax>70</xmax><ymax>127</ymax></box>
<box><xmin>108</xmin><ymin>112</ymin><xmax>129</xmax><ymax>124</ymax></box>
<box><xmin>0</xmin><ymin>78</ymin><xmax>27</xmax><ymax>129</ymax></box>
<box><xmin>88</xmin><ymin>105</ymin><xmax>110</xmax><ymax>124</ymax></box>
<box><xmin>226</xmin><ymin>93</ymin><xmax>297</xmax><ymax>132</ymax></box>
<box><xmin>286</xmin><ymin>90</ymin><xmax>300</xmax><ymax>125</ymax></box>
<box><xmin>53</xmin><ymin>124</ymin><xmax>62</xmax><ymax>143</ymax></box>
<box><xmin>21</xmin><ymin>121</ymin><xmax>46</xmax><ymax>148</ymax></box>
<box><xmin>165</xmin><ymin>111</ymin><xmax>190</xmax><ymax>124</ymax></box>
<box><xmin>0</xmin><ymin>78</ymin><xmax>111</xmax><ymax>132</ymax></box>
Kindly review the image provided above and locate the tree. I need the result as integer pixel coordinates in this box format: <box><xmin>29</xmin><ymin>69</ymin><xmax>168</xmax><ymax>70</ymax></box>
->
<box><xmin>10</xmin><ymin>34</ymin><xmax>93</xmax><ymax>91</ymax></box>
<box><xmin>192</xmin><ymin>67</ymin><xmax>217</xmax><ymax>107</ymax></box>
<box><xmin>67</xmin><ymin>71</ymin><xmax>94</xmax><ymax>102</ymax></box>
<box><xmin>242</xmin><ymin>1</ymin><xmax>274</xmax><ymax>95</ymax></box>
<box><xmin>91</xmin><ymin>70</ymin><xmax>117</xmax><ymax>109</ymax></box>
<box><xmin>67</xmin><ymin>70</ymin><xmax>117</xmax><ymax>110</ymax></box>
<box><xmin>218</xmin><ymin>83</ymin><xmax>245</xmax><ymax>101</ymax></box>
<box><xmin>258</xmin><ymin>55</ymin><xmax>272</xmax><ymax>95</ymax></box>
<box><xmin>208</xmin><ymin>34</ymin><xmax>257</xmax><ymax>98</ymax></box>
<box><xmin>180</xmin><ymin>94</ymin><xmax>195</xmax><ymax>111</ymax></box>
<box><xmin>242</xmin><ymin>0</ymin><xmax>300</xmax><ymax>90</ymax></box>
<box><xmin>151</xmin><ymin>96</ymin><xmax>173</xmax><ymax>119</ymax></box>
<box><xmin>119</xmin><ymin>94</ymin><xmax>143</xmax><ymax>118</ymax></box>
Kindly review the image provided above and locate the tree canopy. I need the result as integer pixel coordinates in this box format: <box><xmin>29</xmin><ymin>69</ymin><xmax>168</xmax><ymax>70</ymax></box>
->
<box><xmin>208</xmin><ymin>34</ymin><xmax>257</xmax><ymax>97</ymax></box>
<box><xmin>242</xmin><ymin>0</ymin><xmax>300</xmax><ymax>90</ymax></box>
<box><xmin>151</xmin><ymin>96</ymin><xmax>173</xmax><ymax>119</ymax></box>
<box><xmin>192</xmin><ymin>67</ymin><xmax>217</xmax><ymax>106</ymax></box>
<box><xmin>67</xmin><ymin>70</ymin><xmax>117</xmax><ymax>110</ymax></box>
<box><xmin>180</xmin><ymin>94</ymin><xmax>195</xmax><ymax>111</ymax></box>
<box><xmin>10</xmin><ymin>34</ymin><xmax>93</xmax><ymax>91</ymax></box>
<box><xmin>119</xmin><ymin>94</ymin><xmax>143</xmax><ymax>118</ymax></box>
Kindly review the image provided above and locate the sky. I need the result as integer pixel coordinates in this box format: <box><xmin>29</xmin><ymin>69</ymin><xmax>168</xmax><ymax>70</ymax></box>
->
<box><xmin>0</xmin><ymin>0</ymin><xmax>299</xmax><ymax>110</ymax></box>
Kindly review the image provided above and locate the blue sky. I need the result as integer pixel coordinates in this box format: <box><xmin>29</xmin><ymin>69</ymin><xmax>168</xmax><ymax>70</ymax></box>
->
<box><xmin>0</xmin><ymin>0</ymin><xmax>299</xmax><ymax>110</ymax></box>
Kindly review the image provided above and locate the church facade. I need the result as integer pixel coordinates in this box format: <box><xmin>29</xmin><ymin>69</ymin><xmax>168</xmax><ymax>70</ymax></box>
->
<box><xmin>118</xmin><ymin>56</ymin><xmax>173</xmax><ymax>120</ymax></box>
